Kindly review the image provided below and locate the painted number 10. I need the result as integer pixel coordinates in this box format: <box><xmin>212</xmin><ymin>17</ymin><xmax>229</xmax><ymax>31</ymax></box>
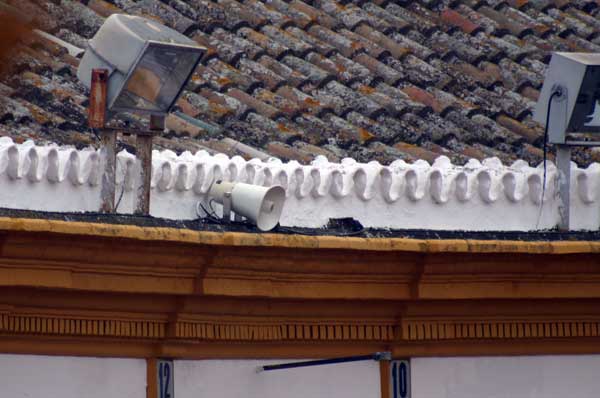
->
<box><xmin>391</xmin><ymin>360</ymin><xmax>410</xmax><ymax>398</ymax></box>
<box><xmin>158</xmin><ymin>360</ymin><xmax>174</xmax><ymax>398</ymax></box>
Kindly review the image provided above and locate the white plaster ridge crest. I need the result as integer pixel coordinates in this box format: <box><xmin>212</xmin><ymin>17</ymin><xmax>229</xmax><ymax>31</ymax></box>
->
<box><xmin>1</xmin><ymin>137</ymin><xmax>600</xmax><ymax>231</ymax></box>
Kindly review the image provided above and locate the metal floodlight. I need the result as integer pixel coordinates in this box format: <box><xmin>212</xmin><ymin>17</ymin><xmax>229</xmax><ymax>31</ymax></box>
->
<box><xmin>77</xmin><ymin>14</ymin><xmax>205</xmax><ymax>117</ymax></box>
<box><xmin>534</xmin><ymin>52</ymin><xmax>600</xmax><ymax>144</ymax></box>
<box><xmin>76</xmin><ymin>14</ymin><xmax>205</xmax><ymax>216</ymax></box>
<box><xmin>533</xmin><ymin>52</ymin><xmax>600</xmax><ymax>231</ymax></box>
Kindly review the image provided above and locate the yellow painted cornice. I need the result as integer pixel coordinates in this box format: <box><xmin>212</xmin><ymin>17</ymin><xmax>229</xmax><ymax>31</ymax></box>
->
<box><xmin>0</xmin><ymin>216</ymin><xmax>597</xmax><ymax>254</ymax></box>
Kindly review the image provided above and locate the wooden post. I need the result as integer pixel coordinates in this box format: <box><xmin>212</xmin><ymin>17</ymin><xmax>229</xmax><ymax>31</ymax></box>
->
<box><xmin>147</xmin><ymin>358</ymin><xmax>158</xmax><ymax>398</ymax></box>
<box><xmin>88</xmin><ymin>69</ymin><xmax>116</xmax><ymax>213</ymax></box>
<box><xmin>100</xmin><ymin>131</ymin><xmax>117</xmax><ymax>213</ymax></box>
<box><xmin>380</xmin><ymin>358</ymin><xmax>391</xmax><ymax>398</ymax></box>
<box><xmin>135</xmin><ymin>115</ymin><xmax>164</xmax><ymax>215</ymax></box>
<box><xmin>135</xmin><ymin>133</ymin><xmax>153</xmax><ymax>215</ymax></box>
<box><xmin>556</xmin><ymin>145</ymin><xmax>571</xmax><ymax>231</ymax></box>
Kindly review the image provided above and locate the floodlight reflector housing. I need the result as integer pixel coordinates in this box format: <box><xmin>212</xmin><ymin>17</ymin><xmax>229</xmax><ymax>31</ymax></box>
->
<box><xmin>534</xmin><ymin>52</ymin><xmax>600</xmax><ymax>143</ymax></box>
<box><xmin>77</xmin><ymin>14</ymin><xmax>205</xmax><ymax>116</ymax></box>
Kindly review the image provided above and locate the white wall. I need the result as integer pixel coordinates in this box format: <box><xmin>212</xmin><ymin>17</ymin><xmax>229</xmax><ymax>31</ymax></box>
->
<box><xmin>0</xmin><ymin>354</ymin><xmax>146</xmax><ymax>398</ymax></box>
<box><xmin>175</xmin><ymin>359</ymin><xmax>381</xmax><ymax>398</ymax></box>
<box><xmin>4</xmin><ymin>137</ymin><xmax>600</xmax><ymax>231</ymax></box>
<box><xmin>412</xmin><ymin>355</ymin><xmax>600</xmax><ymax>398</ymax></box>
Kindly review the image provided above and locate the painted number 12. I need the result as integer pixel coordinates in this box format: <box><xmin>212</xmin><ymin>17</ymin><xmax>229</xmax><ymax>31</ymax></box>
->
<box><xmin>159</xmin><ymin>362</ymin><xmax>171</xmax><ymax>398</ymax></box>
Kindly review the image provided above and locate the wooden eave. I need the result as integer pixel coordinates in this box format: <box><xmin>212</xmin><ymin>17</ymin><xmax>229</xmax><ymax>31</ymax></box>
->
<box><xmin>1</xmin><ymin>216</ymin><xmax>600</xmax><ymax>359</ymax></box>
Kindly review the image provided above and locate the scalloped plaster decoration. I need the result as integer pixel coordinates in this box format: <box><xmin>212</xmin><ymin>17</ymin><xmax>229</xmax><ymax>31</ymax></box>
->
<box><xmin>0</xmin><ymin>137</ymin><xmax>599</xmax><ymax>231</ymax></box>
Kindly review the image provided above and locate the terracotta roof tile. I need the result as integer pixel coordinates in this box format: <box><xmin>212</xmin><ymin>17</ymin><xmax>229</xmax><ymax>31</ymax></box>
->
<box><xmin>198</xmin><ymin>89</ymin><xmax>250</xmax><ymax>120</ymax></box>
<box><xmin>339</xmin><ymin>29</ymin><xmax>391</xmax><ymax>60</ymax></box>
<box><xmin>182</xmin><ymin>92</ymin><xmax>235</xmax><ymax>122</ymax></box>
<box><xmin>258</xmin><ymin>56</ymin><xmax>310</xmax><ymax>88</ymax></box>
<box><xmin>186</xmin><ymin>0</ymin><xmax>234</xmax><ymax>33</ymax></box>
<box><xmin>547</xmin><ymin>8</ymin><xmax>596</xmax><ymax>38</ymax></box>
<box><xmin>121</xmin><ymin>0</ymin><xmax>197</xmax><ymax>35</ymax></box>
<box><xmin>441</xmin><ymin>8</ymin><xmax>484</xmax><ymax>35</ymax></box>
<box><xmin>244</xmin><ymin>0</ymin><xmax>294</xmax><ymax>28</ymax></box>
<box><xmin>353</xmin><ymin>25</ymin><xmax>411</xmax><ymax>59</ymax></box>
<box><xmin>275</xmin><ymin>85</ymin><xmax>331</xmax><ymax>115</ymax></box>
<box><xmin>202</xmin><ymin>34</ymin><xmax>246</xmax><ymax>65</ymax></box>
<box><xmin>292</xmin><ymin>140</ymin><xmax>340</xmax><ymax>162</ymax></box>
<box><xmin>266</xmin><ymin>140</ymin><xmax>314</xmax><ymax>162</ymax></box>
<box><xmin>203</xmin><ymin>136</ymin><xmax>271</xmax><ymax>160</ymax></box>
<box><xmin>237</xmin><ymin>27</ymin><xmax>292</xmax><ymax>59</ymax></box>
<box><xmin>387</xmin><ymin>55</ymin><xmax>454</xmax><ymax>89</ymax></box>
<box><xmin>307</xmin><ymin>25</ymin><xmax>367</xmax><ymax>58</ymax></box>
<box><xmin>289</xmin><ymin>0</ymin><xmax>341</xmax><ymax>29</ymax></box>
<box><xmin>253</xmin><ymin>88</ymin><xmax>303</xmax><ymax>119</ymax></box>
<box><xmin>453</xmin><ymin>4</ymin><xmax>501</xmax><ymax>35</ymax></box>
<box><xmin>281</xmin><ymin>54</ymin><xmax>334</xmax><ymax>86</ymax></box>
<box><xmin>345</xmin><ymin>111</ymin><xmax>397</xmax><ymax>141</ymax></box>
<box><xmin>228</xmin><ymin>88</ymin><xmax>285</xmax><ymax>119</ymax></box>
<box><xmin>4</xmin><ymin>0</ymin><xmax>600</xmax><ymax>167</ymax></box>
<box><xmin>566</xmin><ymin>7</ymin><xmax>600</xmax><ymax>33</ymax></box>
<box><xmin>365</xmin><ymin>141</ymin><xmax>417</xmax><ymax>163</ymax></box>
<box><xmin>294</xmin><ymin>113</ymin><xmax>336</xmax><ymax>144</ymax></box>
<box><xmin>446</xmin><ymin>59</ymin><xmax>502</xmax><ymax>89</ymax></box>
<box><xmin>393</xmin><ymin>142</ymin><xmax>441</xmax><ymax>163</ymax></box>
<box><xmin>385</xmin><ymin>4</ymin><xmax>439</xmax><ymax>35</ymax></box>
<box><xmin>361</xmin><ymin>3</ymin><xmax>412</xmax><ymax>33</ymax></box>
<box><xmin>87</xmin><ymin>0</ymin><xmax>123</xmax><ymax>18</ymax></box>
<box><xmin>478</xmin><ymin>5</ymin><xmax>535</xmax><ymax>37</ymax></box>
<box><xmin>203</xmin><ymin>59</ymin><xmax>261</xmax><ymax>92</ymax></box>
<box><xmin>352</xmin><ymin>84</ymin><xmax>407</xmax><ymax>117</ymax></box>
<box><xmin>285</xmin><ymin>26</ymin><xmax>337</xmax><ymax>56</ymax></box>
<box><xmin>261</xmin><ymin>25</ymin><xmax>314</xmax><ymax>57</ymax></box>
<box><xmin>391</xmin><ymin>32</ymin><xmax>437</xmax><ymax>61</ymax></box>
<box><xmin>322</xmin><ymin>112</ymin><xmax>375</xmax><ymax>146</ymax></box>
<box><xmin>265</xmin><ymin>0</ymin><xmax>314</xmax><ymax>28</ymax></box>
<box><xmin>217</xmin><ymin>0</ymin><xmax>268</xmax><ymax>29</ymax></box>
<box><xmin>212</xmin><ymin>28</ymin><xmax>266</xmax><ymax>60</ymax></box>
<box><xmin>237</xmin><ymin>58</ymin><xmax>287</xmax><ymax>90</ymax></box>
<box><xmin>519</xmin><ymin>85</ymin><xmax>540</xmax><ymax>102</ymax></box>
<box><xmin>245</xmin><ymin>112</ymin><xmax>300</xmax><ymax>143</ymax></box>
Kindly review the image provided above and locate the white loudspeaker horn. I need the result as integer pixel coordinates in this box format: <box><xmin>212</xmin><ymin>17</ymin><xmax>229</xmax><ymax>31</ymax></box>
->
<box><xmin>208</xmin><ymin>180</ymin><xmax>286</xmax><ymax>231</ymax></box>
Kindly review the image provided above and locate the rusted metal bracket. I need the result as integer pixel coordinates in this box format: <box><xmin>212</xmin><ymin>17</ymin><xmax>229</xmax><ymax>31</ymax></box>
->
<box><xmin>89</xmin><ymin>69</ymin><xmax>108</xmax><ymax>129</ymax></box>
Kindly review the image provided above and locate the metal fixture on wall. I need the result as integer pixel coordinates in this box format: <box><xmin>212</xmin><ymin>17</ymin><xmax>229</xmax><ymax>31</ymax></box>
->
<box><xmin>78</xmin><ymin>14</ymin><xmax>205</xmax><ymax>214</ymax></box>
<box><xmin>204</xmin><ymin>180</ymin><xmax>286</xmax><ymax>232</ymax></box>
<box><xmin>534</xmin><ymin>52</ymin><xmax>600</xmax><ymax>230</ymax></box>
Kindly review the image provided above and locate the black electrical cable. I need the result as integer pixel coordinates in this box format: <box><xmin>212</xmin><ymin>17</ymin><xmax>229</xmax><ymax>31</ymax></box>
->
<box><xmin>89</xmin><ymin>127</ymin><xmax>101</xmax><ymax>143</ymax></box>
<box><xmin>196</xmin><ymin>201</ymin><xmax>221</xmax><ymax>224</ymax></box>
<box><xmin>196</xmin><ymin>200</ymin><xmax>366</xmax><ymax>236</ymax></box>
<box><xmin>277</xmin><ymin>225</ymin><xmax>366</xmax><ymax>237</ymax></box>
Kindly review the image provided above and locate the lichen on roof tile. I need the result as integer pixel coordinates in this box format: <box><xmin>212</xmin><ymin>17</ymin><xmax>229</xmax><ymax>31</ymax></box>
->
<box><xmin>4</xmin><ymin>0</ymin><xmax>600</xmax><ymax>171</ymax></box>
